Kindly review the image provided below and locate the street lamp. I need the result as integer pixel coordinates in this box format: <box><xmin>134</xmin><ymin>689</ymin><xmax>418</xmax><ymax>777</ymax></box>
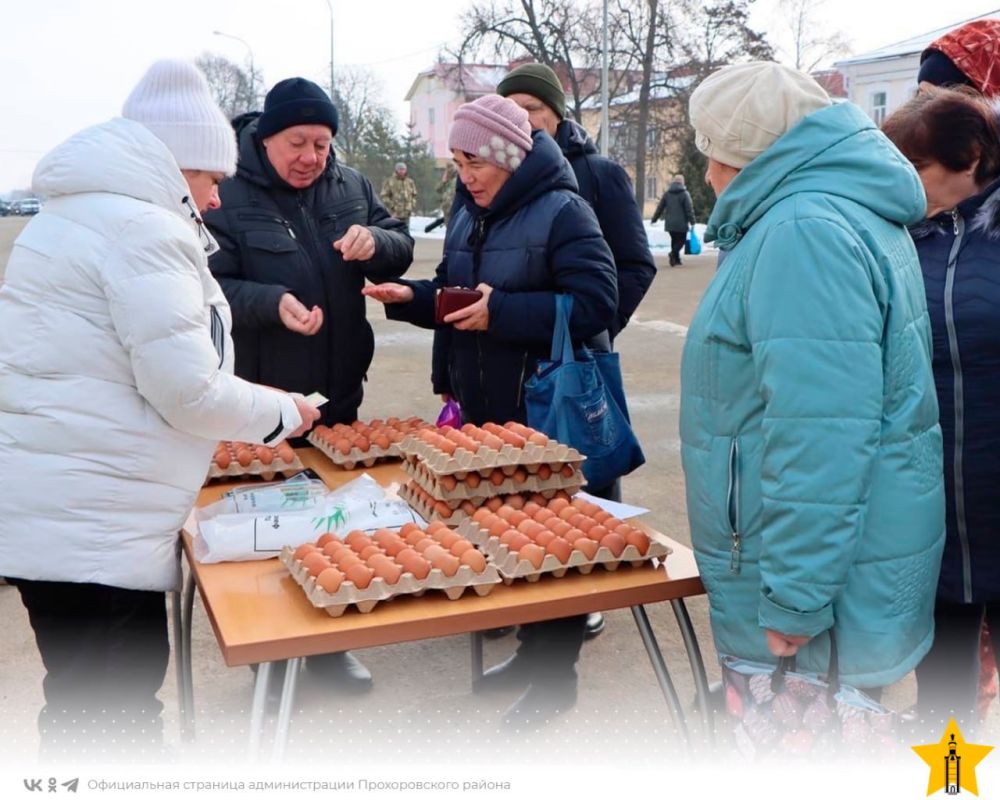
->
<box><xmin>213</xmin><ymin>29</ymin><xmax>256</xmax><ymax>102</ymax></box>
<box><xmin>323</xmin><ymin>0</ymin><xmax>335</xmax><ymax>96</ymax></box>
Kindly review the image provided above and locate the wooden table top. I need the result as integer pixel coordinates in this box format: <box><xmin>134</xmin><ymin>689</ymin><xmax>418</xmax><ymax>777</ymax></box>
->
<box><xmin>184</xmin><ymin>449</ymin><xmax>703</xmax><ymax>667</ymax></box>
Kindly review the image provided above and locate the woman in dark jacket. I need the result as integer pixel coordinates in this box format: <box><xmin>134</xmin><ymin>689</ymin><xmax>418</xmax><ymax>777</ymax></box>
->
<box><xmin>883</xmin><ymin>86</ymin><xmax>1000</xmax><ymax>732</ymax></box>
<box><xmin>364</xmin><ymin>94</ymin><xmax>617</xmax><ymax>727</ymax></box>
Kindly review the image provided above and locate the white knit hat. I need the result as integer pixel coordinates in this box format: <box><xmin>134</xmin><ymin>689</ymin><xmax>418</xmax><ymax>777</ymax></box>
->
<box><xmin>689</xmin><ymin>62</ymin><xmax>831</xmax><ymax>169</ymax></box>
<box><xmin>122</xmin><ymin>59</ymin><xmax>237</xmax><ymax>175</ymax></box>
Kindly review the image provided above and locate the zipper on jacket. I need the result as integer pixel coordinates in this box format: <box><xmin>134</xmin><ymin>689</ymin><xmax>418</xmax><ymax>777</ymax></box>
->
<box><xmin>470</xmin><ymin>215</ymin><xmax>489</xmax><ymax>403</ymax></box>
<box><xmin>238</xmin><ymin>211</ymin><xmax>296</xmax><ymax>239</ymax></box>
<box><xmin>209</xmin><ymin>306</ymin><xmax>225</xmax><ymax>368</ymax></box>
<box><xmin>515</xmin><ymin>353</ymin><xmax>529</xmax><ymax>410</ymax></box>
<box><xmin>944</xmin><ymin>209</ymin><xmax>973</xmax><ymax>602</ymax></box>
<box><xmin>727</xmin><ymin>437</ymin><xmax>742</xmax><ymax>574</ymax></box>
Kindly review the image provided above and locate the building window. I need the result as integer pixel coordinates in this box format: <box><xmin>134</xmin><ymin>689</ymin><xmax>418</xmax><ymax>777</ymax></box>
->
<box><xmin>428</xmin><ymin>107</ymin><xmax>435</xmax><ymax>125</ymax></box>
<box><xmin>646</xmin><ymin>176</ymin><xmax>657</xmax><ymax>199</ymax></box>
<box><xmin>646</xmin><ymin>127</ymin><xmax>657</xmax><ymax>151</ymax></box>
<box><xmin>870</xmin><ymin>91</ymin><xmax>887</xmax><ymax>125</ymax></box>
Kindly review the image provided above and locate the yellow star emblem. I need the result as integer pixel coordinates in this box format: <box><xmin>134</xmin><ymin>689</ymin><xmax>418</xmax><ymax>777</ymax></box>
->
<box><xmin>913</xmin><ymin>718</ymin><xmax>993</xmax><ymax>796</ymax></box>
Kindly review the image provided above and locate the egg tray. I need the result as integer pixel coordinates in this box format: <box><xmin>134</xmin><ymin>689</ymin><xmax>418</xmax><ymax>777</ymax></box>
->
<box><xmin>454</xmin><ymin>519</ymin><xmax>671</xmax><ymax>584</ymax></box>
<box><xmin>402</xmin><ymin>459</ymin><xmax>583</xmax><ymax>502</ymax></box>
<box><xmin>280</xmin><ymin>546</ymin><xmax>501</xmax><ymax>617</ymax></box>
<box><xmin>205</xmin><ymin>448</ymin><xmax>304</xmax><ymax>484</ymax></box>
<box><xmin>398</xmin><ymin>482</ymin><xmax>480</xmax><ymax>527</ymax></box>
<box><xmin>398</xmin><ymin>434</ymin><xmax>585</xmax><ymax>475</ymax></box>
<box><xmin>307</xmin><ymin>430</ymin><xmax>400</xmax><ymax>470</ymax></box>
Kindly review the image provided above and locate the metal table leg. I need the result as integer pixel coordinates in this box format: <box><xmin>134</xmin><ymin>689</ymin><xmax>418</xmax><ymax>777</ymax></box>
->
<box><xmin>671</xmin><ymin>598</ymin><xmax>715</xmax><ymax>744</ymax></box>
<box><xmin>248</xmin><ymin>661</ymin><xmax>272</xmax><ymax>762</ymax></box>
<box><xmin>171</xmin><ymin>582</ymin><xmax>187</xmax><ymax>734</ymax></box>
<box><xmin>631</xmin><ymin>604</ymin><xmax>691</xmax><ymax>747</ymax></box>
<box><xmin>470</xmin><ymin>632</ymin><xmax>484</xmax><ymax>690</ymax></box>
<box><xmin>272</xmin><ymin>658</ymin><xmax>302</xmax><ymax>762</ymax></box>
<box><xmin>182</xmin><ymin>571</ymin><xmax>196</xmax><ymax>738</ymax></box>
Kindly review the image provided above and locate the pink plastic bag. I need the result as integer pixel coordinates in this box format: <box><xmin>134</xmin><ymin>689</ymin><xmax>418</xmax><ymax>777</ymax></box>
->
<box><xmin>436</xmin><ymin>398</ymin><xmax>461</xmax><ymax>429</ymax></box>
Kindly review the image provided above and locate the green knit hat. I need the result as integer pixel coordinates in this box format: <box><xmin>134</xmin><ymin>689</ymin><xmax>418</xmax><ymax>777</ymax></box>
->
<box><xmin>497</xmin><ymin>63</ymin><xmax>566</xmax><ymax>119</ymax></box>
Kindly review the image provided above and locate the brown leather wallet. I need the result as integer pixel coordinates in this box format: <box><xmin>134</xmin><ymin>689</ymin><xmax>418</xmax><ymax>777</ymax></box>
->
<box><xmin>435</xmin><ymin>287</ymin><xmax>483</xmax><ymax>323</ymax></box>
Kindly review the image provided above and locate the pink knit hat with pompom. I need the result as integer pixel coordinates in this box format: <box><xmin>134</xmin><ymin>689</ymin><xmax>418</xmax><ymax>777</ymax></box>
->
<box><xmin>448</xmin><ymin>94</ymin><xmax>533</xmax><ymax>172</ymax></box>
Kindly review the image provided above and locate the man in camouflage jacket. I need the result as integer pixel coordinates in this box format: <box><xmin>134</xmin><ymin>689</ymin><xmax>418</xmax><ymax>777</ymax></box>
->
<box><xmin>380</xmin><ymin>162</ymin><xmax>418</xmax><ymax>227</ymax></box>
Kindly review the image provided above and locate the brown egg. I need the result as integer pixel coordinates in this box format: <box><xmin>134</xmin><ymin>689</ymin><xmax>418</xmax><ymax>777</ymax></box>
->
<box><xmin>302</xmin><ymin>551</ymin><xmax>330</xmax><ymax>578</ymax></box>
<box><xmin>373</xmin><ymin>434</ymin><xmax>391</xmax><ymax>450</ymax></box>
<box><xmin>404</xmin><ymin>529</ymin><xmax>426</xmax><ymax>546</ymax></box>
<box><xmin>399</xmin><ymin>552</ymin><xmax>431</xmax><ymax>580</ymax></box>
<box><xmin>235</xmin><ymin>447</ymin><xmax>254</xmax><ymax>467</ymax></box>
<box><xmin>460</xmin><ymin>500</ymin><xmax>478</xmax><ymax>516</ymax></box>
<box><xmin>523</xmin><ymin>501</ymin><xmax>542</xmax><ymax>518</ymax></box>
<box><xmin>625</xmin><ymin>530</ymin><xmax>651</xmax><ymax>556</ymax></box>
<box><xmin>573</xmin><ymin>538</ymin><xmax>599</xmax><ymax>559</ymax></box>
<box><xmin>465</xmin><ymin>472</ymin><xmax>482</xmax><ymax>489</ymax></box>
<box><xmin>371</xmin><ymin>559</ymin><xmax>403</xmax><ymax>585</ymax></box>
<box><xmin>500</xmin><ymin>428</ymin><xmax>526</xmax><ymax>448</ymax></box>
<box><xmin>560</xmin><ymin>464</ymin><xmax>576</xmax><ymax>478</ymax></box>
<box><xmin>330</xmin><ymin>548</ymin><xmax>359</xmax><ymax>567</ymax></box>
<box><xmin>534</xmin><ymin>508</ymin><xmax>556</xmax><ymax>524</ymax></box>
<box><xmin>276</xmin><ymin>442</ymin><xmax>296</xmax><ymax>464</ymax></box>
<box><xmin>613</xmin><ymin>521</ymin><xmax>636</xmax><ymax>538</ymax></box>
<box><xmin>527</xmin><ymin>432</ymin><xmax>549</xmax><ymax>446</ymax></box>
<box><xmin>489</xmin><ymin>470</ymin><xmax>506</xmax><ymax>487</ymax></box>
<box><xmin>350</xmin><ymin>420</ymin><xmax>368</xmax><ymax>432</ymax></box>
<box><xmin>424</xmin><ymin>545</ymin><xmax>460</xmax><ymax>576</ymax></box>
<box><xmin>489</xmin><ymin>519</ymin><xmax>511</xmax><ymax>539</ymax></box>
<box><xmin>399</xmin><ymin>522</ymin><xmax>422</xmax><ymax>537</ymax></box>
<box><xmin>345</xmin><ymin>530</ymin><xmax>371</xmax><ymax>551</ymax></box>
<box><xmin>519</xmin><ymin>543</ymin><xmax>546</xmax><ymax>569</ymax></box>
<box><xmin>358</xmin><ymin>544</ymin><xmax>382</xmax><ymax>561</ymax></box>
<box><xmin>316</xmin><ymin>532</ymin><xmax>338</xmax><ymax>548</ymax></box>
<box><xmin>414</xmin><ymin>538</ymin><xmax>436</xmax><ymax>553</ymax></box>
<box><xmin>546</xmin><ymin>519</ymin><xmax>573</xmax><ymax>537</ymax></box>
<box><xmin>459</xmin><ymin>548</ymin><xmax>488</xmax><ymax>573</ymax></box>
<box><xmin>345</xmin><ymin>563</ymin><xmax>374</xmax><ymax>589</ymax></box>
<box><xmin>499</xmin><ymin>529</ymin><xmax>521</xmax><ymax>547</ymax></box>
<box><xmin>255</xmin><ymin>445</ymin><xmax>274</xmax><ymax>465</ymax></box>
<box><xmin>575</xmin><ymin>517</ymin><xmax>596</xmax><ymax>533</ymax></box>
<box><xmin>588</xmin><ymin>524</ymin><xmax>609</xmax><ymax>541</ymax></box>
<box><xmin>536</xmin><ymin>463</ymin><xmax>552</xmax><ymax>481</ymax></box>
<box><xmin>534</xmin><ymin>530</ymin><xmax>556</xmax><ymax>548</ymax></box>
<box><xmin>558</xmin><ymin>505</ymin><xmax>578</xmax><ymax>522</ymax></box>
<box><xmin>506</xmin><ymin>494</ymin><xmax>525</xmax><ymax>510</ymax></box>
<box><xmin>505</xmin><ymin>532</ymin><xmax>531</xmax><ymax>552</ymax></box>
<box><xmin>496</xmin><ymin>506</ymin><xmax>516</xmax><ymax>522</ymax></box>
<box><xmin>440</xmin><ymin>475</ymin><xmax>458</xmax><ymax>491</ymax></box>
<box><xmin>517</xmin><ymin>520</ymin><xmax>545</xmax><ymax>539</ymax></box>
<box><xmin>594</xmin><ymin>511</ymin><xmax>613</xmax><ymax>525</ymax></box>
<box><xmin>562</xmin><ymin>529</ymin><xmax>584</xmax><ymax>544</ymax></box>
<box><xmin>372</xmin><ymin>529</ymin><xmax>395</xmax><ymax>546</ymax></box>
<box><xmin>504</xmin><ymin>511</ymin><xmax>526</xmax><ymax>528</ymax></box>
<box><xmin>450</xmin><ymin>538</ymin><xmax>474</xmax><ymax>557</ymax></box>
<box><xmin>316</xmin><ymin>567</ymin><xmax>345</xmax><ymax>594</ymax></box>
<box><xmin>486</xmin><ymin>496</ymin><xmax>504</xmax><ymax>511</ymax></box>
<box><xmin>433</xmin><ymin>501</ymin><xmax>454</xmax><ymax>519</ymax></box>
<box><xmin>335</xmin><ymin>437</ymin><xmax>353</xmax><ymax>455</ymax></box>
<box><xmin>437</xmin><ymin>438</ymin><xmax>457</xmax><ymax>456</ymax></box>
<box><xmin>438</xmin><ymin>532</ymin><xmax>462</xmax><ymax>550</ymax></box>
<box><xmin>425</xmin><ymin>520</ymin><xmax>448</xmax><ymax>536</ymax></box>
<box><xmin>214</xmin><ymin>448</ymin><xmax>232</xmax><ymax>469</ymax></box>
<box><xmin>545</xmin><ymin>537</ymin><xmax>573</xmax><ymax>564</ymax></box>
<box><xmin>549</xmin><ymin>498</ymin><xmax>570</xmax><ymax>515</ymax></box>
<box><xmin>394</xmin><ymin>546</ymin><xmax>418</xmax><ymax>562</ymax></box>
<box><xmin>293</xmin><ymin>543</ymin><xmax>318</xmax><ymax>561</ymax></box>
<box><xmin>322</xmin><ymin>541</ymin><xmax>343</xmax><ymax>559</ymax></box>
<box><xmin>599</xmin><ymin>532</ymin><xmax>627</xmax><ymax>557</ymax></box>
<box><xmin>382</xmin><ymin>539</ymin><xmax>408</xmax><ymax>558</ymax></box>
<box><xmin>572</xmin><ymin>498</ymin><xmax>600</xmax><ymax>514</ymax></box>
<box><xmin>530</xmin><ymin>493</ymin><xmax>547</xmax><ymax>505</ymax></box>
<box><xmin>472</xmin><ymin>507</ymin><xmax>492</xmax><ymax>524</ymax></box>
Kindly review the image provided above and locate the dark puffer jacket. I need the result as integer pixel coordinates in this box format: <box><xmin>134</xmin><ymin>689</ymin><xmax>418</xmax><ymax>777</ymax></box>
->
<box><xmin>912</xmin><ymin>176</ymin><xmax>1000</xmax><ymax>604</ymax></box>
<box><xmin>388</xmin><ymin>130</ymin><xmax>617</xmax><ymax>426</ymax></box>
<box><xmin>204</xmin><ymin>114</ymin><xmax>413</xmax><ymax>425</ymax></box>
<box><xmin>652</xmin><ymin>180</ymin><xmax>695</xmax><ymax>233</ymax></box>
<box><xmin>554</xmin><ymin>120</ymin><xmax>656</xmax><ymax>340</ymax></box>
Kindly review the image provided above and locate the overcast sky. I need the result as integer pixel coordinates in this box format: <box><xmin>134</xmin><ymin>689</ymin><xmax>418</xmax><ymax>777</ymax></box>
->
<box><xmin>2</xmin><ymin>0</ymin><xmax>999</xmax><ymax>193</ymax></box>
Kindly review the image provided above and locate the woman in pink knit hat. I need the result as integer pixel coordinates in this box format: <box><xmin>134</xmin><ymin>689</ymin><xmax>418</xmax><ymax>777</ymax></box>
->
<box><xmin>365</xmin><ymin>94</ymin><xmax>618</xmax><ymax>727</ymax></box>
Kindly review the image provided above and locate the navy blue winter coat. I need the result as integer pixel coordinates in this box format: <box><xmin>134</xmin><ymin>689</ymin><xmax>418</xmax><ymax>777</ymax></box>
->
<box><xmin>554</xmin><ymin>120</ymin><xmax>656</xmax><ymax>340</ymax></box>
<box><xmin>912</xmin><ymin>177</ymin><xmax>1000</xmax><ymax>604</ymax></box>
<box><xmin>387</xmin><ymin>130</ymin><xmax>617</xmax><ymax>426</ymax></box>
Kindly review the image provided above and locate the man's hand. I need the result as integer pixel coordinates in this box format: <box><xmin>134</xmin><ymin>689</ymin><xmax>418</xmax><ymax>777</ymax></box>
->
<box><xmin>289</xmin><ymin>393</ymin><xmax>321</xmax><ymax>437</ymax></box>
<box><xmin>333</xmin><ymin>224</ymin><xmax>376</xmax><ymax>261</ymax></box>
<box><xmin>766</xmin><ymin>629</ymin><xmax>812</xmax><ymax>657</ymax></box>
<box><xmin>279</xmin><ymin>293</ymin><xmax>323</xmax><ymax>335</ymax></box>
<box><xmin>361</xmin><ymin>282</ymin><xmax>414</xmax><ymax>304</ymax></box>
<box><xmin>444</xmin><ymin>283</ymin><xmax>492</xmax><ymax>331</ymax></box>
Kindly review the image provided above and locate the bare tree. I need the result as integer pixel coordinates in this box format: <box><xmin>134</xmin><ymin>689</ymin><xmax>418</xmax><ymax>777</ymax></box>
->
<box><xmin>195</xmin><ymin>53</ymin><xmax>263</xmax><ymax>120</ymax></box>
<box><xmin>776</xmin><ymin>0</ymin><xmax>851</xmax><ymax>71</ymax></box>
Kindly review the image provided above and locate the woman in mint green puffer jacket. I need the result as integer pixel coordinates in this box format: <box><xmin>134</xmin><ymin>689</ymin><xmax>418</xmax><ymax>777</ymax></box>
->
<box><xmin>681</xmin><ymin>63</ymin><xmax>946</xmax><ymax>689</ymax></box>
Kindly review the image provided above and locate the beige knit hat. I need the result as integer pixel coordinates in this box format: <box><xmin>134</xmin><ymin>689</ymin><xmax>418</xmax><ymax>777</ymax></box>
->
<box><xmin>689</xmin><ymin>62</ymin><xmax>831</xmax><ymax>169</ymax></box>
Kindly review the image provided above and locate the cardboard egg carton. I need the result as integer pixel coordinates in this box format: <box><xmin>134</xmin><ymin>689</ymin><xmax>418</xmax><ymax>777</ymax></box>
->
<box><xmin>403</xmin><ymin>458</ymin><xmax>582</xmax><ymax>502</ymax></box>
<box><xmin>308</xmin><ymin>417</ymin><xmax>434</xmax><ymax>470</ymax></box>
<box><xmin>454</xmin><ymin>518</ymin><xmax>671</xmax><ymax>584</ymax></box>
<box><xmin>280</xmin><ymin>545</ymin><xmax>501</xmax><ymax>617</ymax></box>
<box><xmin>398</xmin><ymin>432</ymin><xmax>584</xmax><ymax>474</ymax></box>
<box><xmin>205</xmin><ymin>442</ymin><xmax>304</xmax><ymax>484</ymax></box>
<box><xmin>399</xmin><ymin>481</ymin><xmax>478</xmax><ymax>526</ymax></box>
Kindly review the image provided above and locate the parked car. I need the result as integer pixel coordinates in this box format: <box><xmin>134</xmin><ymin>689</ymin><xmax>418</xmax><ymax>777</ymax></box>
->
<box><xmin>14</xmin><ymin>199</ymin><xmax>41</xmax><ymax>215</ymax></box>
<box><xmin>0</xmin><ymin>201</ymin><xmax>13</xmax><ymax>217</ymax></box>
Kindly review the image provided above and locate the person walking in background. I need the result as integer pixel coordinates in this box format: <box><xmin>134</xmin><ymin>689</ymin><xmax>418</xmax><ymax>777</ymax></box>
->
<box><xmin>883</xmin><ymin>86</ymin><xmax>1000</xmax><ymax>733</ymax></box>
<box><xmin>203</xmin><ymin>76</ymin><xmax>413</xmax><ymax>694</ymax></box>
<box><xmin>436</xmin><ymin>160</ymin><xmax>458</xmax><ymax>225</ymax></box>
<box><xmin>0</xmin><ymin>59</ymin><xmax>319</xmax><ymax>761</ymax></box>
<box><xmin>681</xmin><ymin>63</ymin><xmax>943</xmax><ymax>702</ymax></box>
<box><xmin>364</xmin><ymin>95</ymin><xmax>617</xmax><ymax>727</ymax></box>
<box><xmin>381</xmin><ymin>161</ymin><xmax>418</xmax><ymax>229</ymax></box>
<box><xmin>651</xmin><ymin>174</ymin><xmax>695</xmax><ymax>267</ymax></box>
<box><xmin>917</xmin><ymin>18</ymin><xmax>1000</xmax><ymax>97</ymax></box>
<box><xmin>497</xmin><ymin>61</ymin><xmax>656</xmax><ymax>640</ymax></box>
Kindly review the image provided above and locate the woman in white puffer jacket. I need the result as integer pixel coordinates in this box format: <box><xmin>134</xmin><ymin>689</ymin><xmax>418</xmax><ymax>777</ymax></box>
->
<box><xmin>0</xmin><ymin>59</ymin><xmax>320</xmax><ymax>761</ymax></box>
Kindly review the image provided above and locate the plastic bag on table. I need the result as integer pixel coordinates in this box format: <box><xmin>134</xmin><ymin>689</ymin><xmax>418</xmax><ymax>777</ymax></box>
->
<box><xmin>436</xmin><ymin>397</ymin><xmax>462</xmax><ymax>429</ymax></box>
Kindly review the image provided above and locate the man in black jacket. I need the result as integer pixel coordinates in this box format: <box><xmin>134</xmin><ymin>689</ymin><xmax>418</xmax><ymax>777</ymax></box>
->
<box><xmin>204</xmin><ymin>77</ymin><xmax>414</xmax><ymax>694</ymax></box>
<box><xmin>652</xmin><ymin>175</ymin><xmax>696</xmax><ymax>266</ymax></box>
<box><xmin>497</xmin><ymin>63</ymin><xmax>657</xmax><ymax>642</ymax></box>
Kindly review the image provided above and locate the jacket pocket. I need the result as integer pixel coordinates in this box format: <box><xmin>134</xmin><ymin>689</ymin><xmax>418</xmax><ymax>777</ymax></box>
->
<box><xmin>726</xmin><ymin>437</ymin><xmax>742</xmax><ymax>573</ymax></box>
<box><xmin>244</xmin><ymin>230</ymin><xmax>298</xmax><ymax>254</ymax></box>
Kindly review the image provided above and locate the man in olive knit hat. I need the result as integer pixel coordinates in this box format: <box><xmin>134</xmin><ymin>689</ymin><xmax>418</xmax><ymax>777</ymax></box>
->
<box><xmin>498</xmin><ymin>62</ymin><xmax>656</xmax><ymax>642</ymax></box>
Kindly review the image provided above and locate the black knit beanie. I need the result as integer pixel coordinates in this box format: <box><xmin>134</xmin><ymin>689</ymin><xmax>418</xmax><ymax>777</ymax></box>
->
<box><xmin>918</xmin><ymin>50</ymin><xmax>975</xmax><ymax>90</ymax></box>
<box><xmin>497</xmin><ymin>63</ymin><xmax>567</xmax><ymax>119</ymax></box>
<box><xmin>258</xmin><ymin>77</ymin><xmax>339</xmax><ymax>138</ymax></box>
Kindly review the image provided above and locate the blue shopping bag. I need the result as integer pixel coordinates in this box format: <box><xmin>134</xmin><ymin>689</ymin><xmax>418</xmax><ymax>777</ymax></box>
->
<box><xmin>524</xmin><ymin>295</ymin><xmax>645</xmax><ymax>489</ymax></box>
<box><xmin>687</xmin><ymin>227</ymin><xmax>702</xmax><ymax>255</ymax></box>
